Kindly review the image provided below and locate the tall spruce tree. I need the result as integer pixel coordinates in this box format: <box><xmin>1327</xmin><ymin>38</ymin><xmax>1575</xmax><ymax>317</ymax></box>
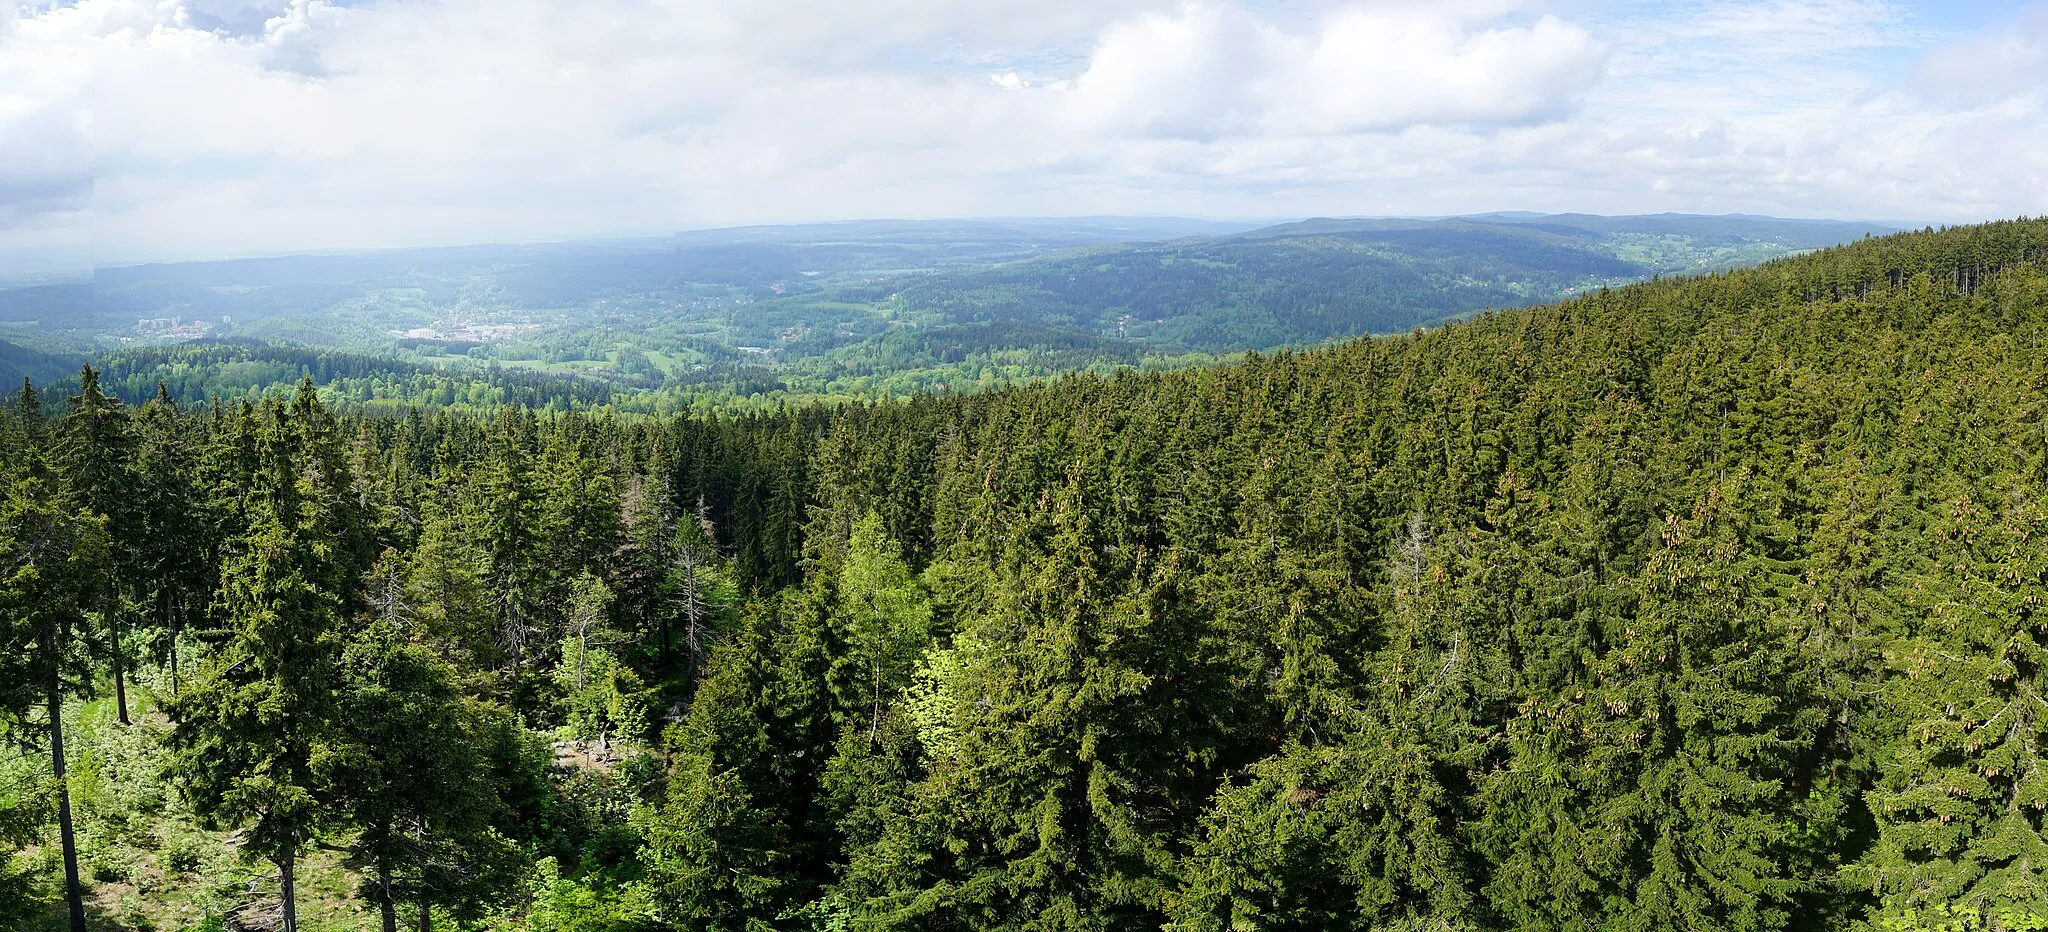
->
<box><xmin>132</xmin><ymin>383</ymin><xmax>210</xmax><ymax>698</ymax></box>
<box><xmin>643</xmin><ymin>588</ymin><xmax>841</xmax><ymax>931</ymax></box>
<box><xmin>55</xmin><ymin>364</ymin><xmax>140</xmax><ymax>725</ymax></box>
<box><xmin>170</xmin><ymin>398</ymin><xmax>352</xmax><ymax>932</ymax></box>
<box><xmin>0</xmin><ymin>468</ymin><xmax>111</xmax><ymax>932</ymax></box>
<box><xmin>324</xmin><ymin>617</ymin><xmax>520</xmax><ymax>932</ymax></box>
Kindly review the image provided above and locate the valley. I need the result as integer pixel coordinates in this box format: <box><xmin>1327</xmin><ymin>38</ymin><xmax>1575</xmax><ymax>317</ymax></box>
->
<box><xmin>0</xmin><ymin>213</ymin><xmax>1892</xmax><ymax>409</ymax></box>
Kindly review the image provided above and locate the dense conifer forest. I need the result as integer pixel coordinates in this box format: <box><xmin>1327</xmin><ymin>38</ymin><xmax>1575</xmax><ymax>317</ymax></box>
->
<box><xmin>5</xmin><ymin>218</ymin><xmax>2048</xmax><ymax>931</ymax></box>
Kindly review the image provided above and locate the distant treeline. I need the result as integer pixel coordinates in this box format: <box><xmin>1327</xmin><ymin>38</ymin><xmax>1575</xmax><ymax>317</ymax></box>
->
<box><xmin>92</xmin><ymin>340</ymin><xmax>620</xmax><ymax>411</ymax></box>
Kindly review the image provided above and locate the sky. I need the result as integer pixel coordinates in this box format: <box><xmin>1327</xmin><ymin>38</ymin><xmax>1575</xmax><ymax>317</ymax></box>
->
<box><xmin>0</xmin><ymin>0</ymin><xmax>2043</xmax><ymax>267</ymax></box>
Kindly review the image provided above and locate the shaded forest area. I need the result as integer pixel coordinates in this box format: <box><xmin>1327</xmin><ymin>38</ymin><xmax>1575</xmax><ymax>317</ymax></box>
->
<box><xmin>5</xmin><ymin>219</ymin><xmax>2048</xmax><ymax>931</ymax></box>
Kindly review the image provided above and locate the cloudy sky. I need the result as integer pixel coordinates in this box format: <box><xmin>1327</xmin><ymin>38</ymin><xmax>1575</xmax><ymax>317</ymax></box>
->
<box><xmin>1</xmin><ymin>0</ymin><xmax>2043</xmax><ymax>266</ymax></box>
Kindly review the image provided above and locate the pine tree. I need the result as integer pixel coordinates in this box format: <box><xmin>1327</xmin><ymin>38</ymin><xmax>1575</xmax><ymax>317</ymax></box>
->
<box><xmin>643</xmin><ymin>589</ymin><xmax>840</xmax><ymax>931</ymax></box>
<box><xmin>0</xmin><ymin>469</ymin><xmax>111</xmax><ymax>932</ymax></box>
<box><xmin>322</xmin><ymin>618</ymin><xmax>520</xmax><ymax>932</ymax></box>
<box><xmin>55</xmin><ymin>364</ymin><xmax>140</xmax><ymax>725</ymax></box>
<box><xmin>170</xmin><ymin>400</ymin><xmax>350</xmax><ymax>932</ymax></box>
<box><xmin>133</xmin><ymin>383</ymin><xmax>210</xmax><ymax>698</ymax></box>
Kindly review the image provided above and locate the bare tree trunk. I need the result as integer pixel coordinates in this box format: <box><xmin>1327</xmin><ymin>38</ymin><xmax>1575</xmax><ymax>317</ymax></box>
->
<box><xmin>419</xmin><ymin>900</ymin><xmax>431</xmax><ymax>932</ymax></box>
<box><xmin>575</xmin><ymin>628</ymin><xmax>588</xmax><ymax>692</ymax></box>
<box><xmin>680</xmin><ymin>550</ymin><xmax>706</xmax><ymax>684</ymax></box>
<box><xmin>870</xmin><ymin>653</ymin><xmax>883</xmax><ymax>745</ymax></box>
<box><xmin>47</xmin><ymin>661</ymin><xmax>87</xmax><ymax>932</ymax></box>
<box><xmin>378</xmin><ymin>855</ymin><xmax>399</xmax><ymax>932</ymax></box>
<box><xmin>108</xmin><ymin>587</ymin><xmax>130</xmax><ymax>725</ymax></box>
<box><xmin>280</xmin><ymin>849</ymin><xmax>299</xmax><ymax>932</ymax></box>
<box><xmin>166</xmin><ymin>587</ymin><xmax>182</xmax><ymax>700</ymax></box>
<box><xmin>658</xmin><ymin>603</ymin><xmax>670</xmax><ymax>668</ymax></box>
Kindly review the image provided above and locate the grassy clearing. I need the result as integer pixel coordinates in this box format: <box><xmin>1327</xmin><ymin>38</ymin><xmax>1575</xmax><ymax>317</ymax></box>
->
<box><xmin>11</xmin><ymin>692</ymin><xmax>379</xmax><ymax>932</ymax></box>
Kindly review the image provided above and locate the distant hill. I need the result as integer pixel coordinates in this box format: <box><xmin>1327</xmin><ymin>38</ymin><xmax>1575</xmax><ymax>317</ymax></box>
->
<box><xmin>0</xmin><ymin>337</ymin><xmax>79</xmax><ymax>390</ymax></box>
<box><xmin>91</xmin><ymin>340</ymin><xmax>621</xmax><ymax>411</ymax></box>
<box><xmin>793</xmin><ymin>213</ymin><xmax>1899</xmax><ymax>353</ymax></box>
<box><xmin>0</xmin><ymin>213</ymin><xmax>1901</xmax><ymax>406</ymax></box>
<box><xmin>83</xmin><ymin>219</ymin><xmax>1272</xmax><ymax>331</ymax></box>
<box><xmin>1245</xmin><ymin>210</ymin><xmax>1884</xmax><ymax>255</ymax></box>
<box><xmin>0</xmin><ymin>281</ymin><xmax>95</xmax><ymax>329</ymax></box>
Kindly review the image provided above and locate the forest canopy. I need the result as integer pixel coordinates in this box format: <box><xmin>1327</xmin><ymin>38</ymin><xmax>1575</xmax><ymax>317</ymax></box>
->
<box><xmin>3</xmin><ymin>218</ymin><xmax>2048</xmax><ymax>931</ymax></box>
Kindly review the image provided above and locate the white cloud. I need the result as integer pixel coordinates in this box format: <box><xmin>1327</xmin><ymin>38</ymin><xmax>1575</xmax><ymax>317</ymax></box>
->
<box><xmin>1054</xmin><ymin>3</ymin><xmax>1606</xmax><ymax>139</ymax></box>
<box><xmin>0</xmin><ymin>0</ymin><xmax>2042</xmax><ymax>264</ymax></box>
<box><xmin>1911</xmin><ymin>6</ymin><xmax>2047</xmax><ymax>106</ymax></box>
<box><xmin>1291</xmin><ymin>8</ymin><xmax>1606</xmax><ymax>132</ymax></box>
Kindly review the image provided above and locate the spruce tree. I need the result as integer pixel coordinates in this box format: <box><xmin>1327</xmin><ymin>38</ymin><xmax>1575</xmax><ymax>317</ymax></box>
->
<box><xmin>858</xmin><ymin>472</ymin><xmax>1197</xmax><ymax>931</ymax></box>
<box><xmin>0</xmin><ymin>469</ymin><xmax>111</xmax><ymax>932</ymax></box>
<box><xmin>467</xmin><ymin>412</ymin><xmax>543</xmax><ymax>685</ymax></box>
<box><xmin>133</xmin><ymin>383</ymin><xmax>210</xmax><ymax>697</ymax></box>
<box><xmin>170</xmin><ymin>401</ymin><xmax>349</xmax><ymax>932</ymax></box>
<box><xmin>643</xmin><ymin>589</ymin><xmax>840</xmax><ymax>931</ymax></box>
<box><xmin>323</xmin><ymin>618</ymin><xmax>520</xmax><ymax>932</ymax></box>
<box><xmin>55</xmin><ymin>364</ymin><xmax>140</xmax><ymax>725</ymax></box>
<box><xmin>1852</xmin><ymin>482</ymin><xmax>2048</xmax><ymax>923</ymax></box>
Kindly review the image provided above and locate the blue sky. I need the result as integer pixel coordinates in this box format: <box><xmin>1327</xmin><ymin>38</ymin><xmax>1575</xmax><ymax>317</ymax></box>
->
<box><xmin>0</xmin><ymin>0</ymin><xmax>2043</xmax><ymax>266</ymax></box>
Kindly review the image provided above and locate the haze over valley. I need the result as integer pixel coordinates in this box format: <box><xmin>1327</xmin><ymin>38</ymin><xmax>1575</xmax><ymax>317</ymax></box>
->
<box><xmin>0</xmin><ymin>212</ymin><xmax>1896</xmax><ymax>406</ymax></box>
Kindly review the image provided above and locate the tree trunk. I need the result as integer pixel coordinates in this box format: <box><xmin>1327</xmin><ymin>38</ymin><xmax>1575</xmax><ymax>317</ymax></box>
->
<box><xmin>576</xmin><ymin>630</ymin><xmax>588</xmax><ymax>692</ymax></box>
<box><xmin>280</xmin><ymin>849</ymin><xmax>299</xmax><ymax>932</ymax></box>
<box><xmin>682</xmin><ymin>569</ymin><xmax>704</xmax><ymax>686</ymax></box>
<box><xmin>419</xmin><ymin>900</ymin><xmax>431</xmax><ymax>932</ymax></box>
<box><xmin>378</xmin><ymin>856</ymin><xmax>399</xmax><ymax>932</ymax></box>
<box><xmin>870</xmin><ymin>655</ymin><xmax>883</xmax><ymax>745</ymax></box>
<box><xmin>109</xmin><ymin>594</ymin><xmax>130</xmax><ymax>726</ymax></box>
<box><xmin>658</xmin><ymin>605</ymin><xmax>670</xmax><ymax>669</ymax></box>
<box><xmin>47</xmin><ymin>667</ymin><xmax>87</xmax><ymax>932</ymax></box>
<box><xmin>166</xmin><ymin>587</ymin><xmax>182</xmax><ymax>700</ymax></box>
<box><xmin>168</xmin><ymin>626</ymin><xmax>181</xmax><ymax>700</ymax></box>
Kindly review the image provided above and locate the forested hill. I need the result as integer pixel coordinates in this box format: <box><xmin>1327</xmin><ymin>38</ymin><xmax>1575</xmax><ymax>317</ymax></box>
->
<box><xmin>89</xmin><ymin>341</ymin><xmax>623</xmax><ymax>411</ymax></box>
<box><xmin>0</xmin><ymin>214</ymin><xmax>1887</xmax><ymax>412</ymax></box>
<box><xmin>5</xmin><ymin>218</ymin><xmax>2048</xmax><ymax>932</ymax></box>
<box><xmin>781</xmin><ymin>212</ymin><xmax>1895</xmax><ymax>354</ymax></box>
<box><xmin>876</xmin><ymin>219</ymin><xmax>1637</xmax><ymax>349</ymax></box>
<box><xmin>0</xmin><ymin>337</ymin><xmax>75</xmax><ymax>388</ymax></box>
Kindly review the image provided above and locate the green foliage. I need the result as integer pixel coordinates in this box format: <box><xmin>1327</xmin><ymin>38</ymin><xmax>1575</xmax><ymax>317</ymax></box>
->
<box><xmin>0</xmin><ymin>471</ymin><xmax>111</xmax><ymax>734</ymax></box>
<box><xmin>170</xmin><ymin>394</ymin><xmax>351</xmax><ymax>868</ymax></box>
<box><xmin>24</xmin><ymin>215</ymin><xmax>1891</xmax><ymax>414</ymax></box>
<box><xmin>1872</xmin><ymin>902</ymin><xmax>2048</xmax><ymax>931</ymax></box>
<box><xmin>5</xmin><ymin>218</ymin><xmax>2048</xmax><ymax>931</ymax></box>
<box><xmin>641</xmin><ymin>591</ymin><xmax>840</xmax><ymax>931</ymax></box>
<box><xmin>555</xmin><ymin>642</ymin><xmax>650</xmax><ymax>753</ymax></box>
<box><xmin>325</xmin><ymin>619</ymin><xmax>522</xmax><ymax>925</ymax></box>
<box><xmin>511</xmin><ymin>856</ymin><xmax>655</xmax><ymax>932</ymax></box>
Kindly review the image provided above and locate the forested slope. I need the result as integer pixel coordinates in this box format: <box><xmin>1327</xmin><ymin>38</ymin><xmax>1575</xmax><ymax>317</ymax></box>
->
<box><xmin>3</xmin><ymin>219</ymin><xmax>2047</xmax><ymax>932</ymax></box>
<box><xmin>795</xmin><ymin>213</ymin><xmax>1892</xmax><ymax>354</ymax></box>
<box><xmin>7</xmin><ymin>215</ymin><xmax>1882</xmax><ymax>412</ymax></box>
<box><xmin>0</xmin><ymin>338</ymin><xmax>75</xmax><ymax>389</ymax></box>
